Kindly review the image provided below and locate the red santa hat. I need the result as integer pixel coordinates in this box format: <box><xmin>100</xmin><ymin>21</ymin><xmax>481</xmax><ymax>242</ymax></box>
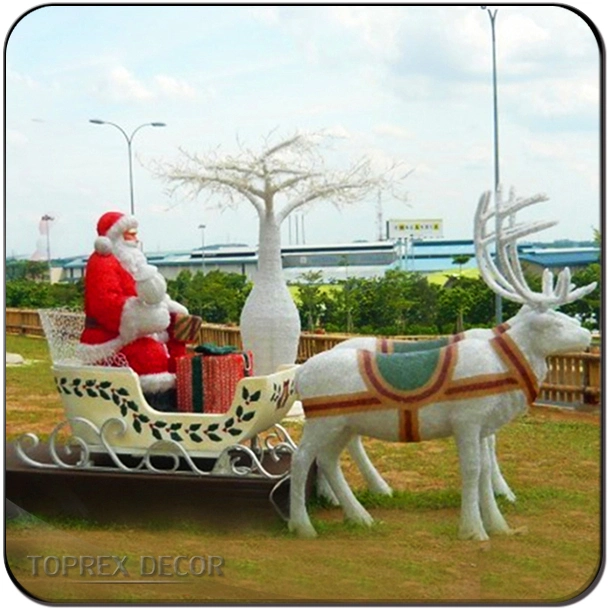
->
<box><xmin>94</xmin><ymin>211</ymin><xmax>138</xmax><ymax>255</ymax></box>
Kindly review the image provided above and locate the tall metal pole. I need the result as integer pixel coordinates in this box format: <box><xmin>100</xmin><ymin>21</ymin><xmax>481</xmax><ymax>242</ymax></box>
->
<box><xmin>89</xmin><ymin>119</ymin><xmax>166</xmax><ymax>216</ymax></box>
<box><xmin>198</xmin><ymin>224</ymin><xmax>206</xmax><ymax>275</ymax></box>
<box><xmin>41</xmin><ymin>214</ymin><xmax>54</xmax><ymax>280</ymax></box>
<box><xmin>482</xmin><ymin>6</ymin><xmax>503</xmax><ymax>324</ymax></box>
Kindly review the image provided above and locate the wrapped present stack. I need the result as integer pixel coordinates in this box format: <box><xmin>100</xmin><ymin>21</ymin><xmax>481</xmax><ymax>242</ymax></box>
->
<box><xmin>176</xmin><ymin>344</ymin><xmax>253</xmax><ymax>414</ymax></box>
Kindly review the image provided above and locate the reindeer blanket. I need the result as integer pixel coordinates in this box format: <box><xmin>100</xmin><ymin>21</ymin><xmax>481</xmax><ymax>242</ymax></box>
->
<box><xmin>301</xmin><ymin>332</ymin><xmax>539</xmax><ymax>442</ymax></box>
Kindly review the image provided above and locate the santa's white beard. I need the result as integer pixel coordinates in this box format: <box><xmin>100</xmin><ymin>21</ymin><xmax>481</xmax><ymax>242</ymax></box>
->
<box><xmin>112</xmin><ymin>238</ymin><xmax>148</xmax><ymax>277</ymax></box>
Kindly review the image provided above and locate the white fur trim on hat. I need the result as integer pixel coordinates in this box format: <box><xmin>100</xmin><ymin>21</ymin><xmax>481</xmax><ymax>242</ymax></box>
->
<box><xmin>94</xmin><ymin>215</ymin><xmax>138</xmax><ymax>254</ymax></box>
<box><xmin>106</xmin><ymin>214</ymin><xmax>138</xmax><ymax>241</ymax></box>
<box><xmin>94</xmin><ymin>235</ymin><xmax>113</xmax><ymax>255</ymax></box>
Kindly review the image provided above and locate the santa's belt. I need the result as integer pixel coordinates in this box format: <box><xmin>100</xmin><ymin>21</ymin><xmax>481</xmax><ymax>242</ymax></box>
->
<box><xmin>84</xmin><ymin>316</ymin><xmax>102</xmax><ymax>329</ymax></box>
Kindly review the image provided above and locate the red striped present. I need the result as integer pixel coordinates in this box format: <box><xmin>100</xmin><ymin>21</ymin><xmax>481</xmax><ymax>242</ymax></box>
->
<box><xmin>176</xmin><ymin>351</ymin><xmax>253</xmax><ymax>414</ymax></box>
<box><xmin>170</xmin><ymin>313</ymin><xmax>203</xmax><ymax>343</ymax></box>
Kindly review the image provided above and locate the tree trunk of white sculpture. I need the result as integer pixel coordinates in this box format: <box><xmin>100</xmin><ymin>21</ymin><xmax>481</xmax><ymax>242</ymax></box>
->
<box><xmin>240</xmin><ymin>213</ymin><xmax>300</xmax><ymax>375</ymax></box>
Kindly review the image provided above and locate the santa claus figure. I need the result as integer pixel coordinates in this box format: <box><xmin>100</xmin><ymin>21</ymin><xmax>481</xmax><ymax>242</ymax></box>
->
<box><xmin>78</xmin><ymin>211</ymin><xmax>188</xmax><ymax>409</ymax></box>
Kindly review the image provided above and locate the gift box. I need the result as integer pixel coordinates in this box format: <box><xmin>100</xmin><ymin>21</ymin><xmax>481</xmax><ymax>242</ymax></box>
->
<box><xmin>170</xmin><ymin>313</ymin><xmax>203</xmax><ymax>343</ymax></box>
<box><xmin>176</xmin><ymin>350</ymin><xmax>253</xmax><ymax>414</ymax></box>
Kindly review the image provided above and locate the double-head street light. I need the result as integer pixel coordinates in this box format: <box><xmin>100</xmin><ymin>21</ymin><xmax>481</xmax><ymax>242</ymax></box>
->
<box><xmin>89</xmin><ymin>119</ymin><xmax>166</xmax><ymax>216</ymax></box>
<box><xmin>481</xmin><ymin>6</ymin><xmax>503</xmax><ymax>324</ymax></box>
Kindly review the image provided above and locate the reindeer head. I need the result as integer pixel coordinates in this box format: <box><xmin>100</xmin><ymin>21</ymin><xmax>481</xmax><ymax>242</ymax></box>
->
<box><xmin>475</xmin><ymin>188</ymin><xmax>596</xmax><ymax>356</ymax></box>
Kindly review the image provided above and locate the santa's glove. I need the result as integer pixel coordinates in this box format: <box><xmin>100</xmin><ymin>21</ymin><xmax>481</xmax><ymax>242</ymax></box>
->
<box><xmin>164</xmin><ymin>294</ymin><xmax>189</xmax><ymax>315</ymax></box>
<box><xmin>136</xmin><ymin>268</ymin><xmax>167</xmax><ymax>306</ymax></box>
<box><xmin>119</xmin><ymin>297</ymin><xmax>171</xmax><ymax>344</ymax></box>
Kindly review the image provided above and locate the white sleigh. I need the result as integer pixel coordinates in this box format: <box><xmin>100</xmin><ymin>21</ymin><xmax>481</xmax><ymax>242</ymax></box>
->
<box><xmin>16</xmin><ymin>309</ymin><xmax>299</xmax><ymax>484</ymax></box>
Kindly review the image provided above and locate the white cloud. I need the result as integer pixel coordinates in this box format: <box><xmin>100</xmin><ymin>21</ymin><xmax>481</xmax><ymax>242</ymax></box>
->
<box><xmin>327</xmin><ymin>6</ymin><xmax>405</xmax><ymax>62</ymax></box>
<box><xmin>374</xmin><ymin>123</ymin><xmax>413</xmax><ymax>140</ymax></box>
<box><xmin>516</xmin><ymin>78</ymin><xmax>598</xmax><ymax>118</ymax></box>
<box><xmin>247</xmin><ymin>6</ymin><xmax>280</xmax><ymax>26</ymax></box>
<box><xmin>96</xmin><ymin>66</ymin><xmax>153</xmax><ymax>101</ymax></box>
<box><xmin>6</xmin><ymin>67</ymin><xmax>40</xmax><ymax>89</ymax></box>
<box><xmin>6</xmin><ymin>129</ymin><xmax>29</xmax><ymax>147</ymax></box>
<box><xmin>320</xmin><ymin>125</ymin><xmax>352</xmax><ymax>139</ymax></box>
<box><xmin>94</xmin><ymin>66</ymin><xmax>200</xmax><ymax>103</ymax></box>
<box><xmin>154</xmin><ymin>74</ymin><xmax>197</xmax><ymax>100</ymax></box>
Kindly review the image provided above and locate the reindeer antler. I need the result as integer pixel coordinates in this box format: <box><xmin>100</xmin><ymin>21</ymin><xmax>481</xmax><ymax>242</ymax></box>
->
<box><xmin>474</xmin><ymin>188</ymin><xmax>597</xmax><ymax>309</ymax></box>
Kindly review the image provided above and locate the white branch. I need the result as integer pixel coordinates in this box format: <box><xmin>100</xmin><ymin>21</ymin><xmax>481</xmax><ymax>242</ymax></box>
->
<box><xmin>151</xmin><ymin>131</ymin><xmax>411</xmax><ymax>226</ymax></box>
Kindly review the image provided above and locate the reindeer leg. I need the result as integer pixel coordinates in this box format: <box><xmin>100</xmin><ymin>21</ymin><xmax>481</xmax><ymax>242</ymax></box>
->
<box><xmin>479</xmin><ymin>436</ymin><xmax>512</xmax><ymax>535</ymax></box>
<box><xmin>288</xmin><ymin>422</ymin><xmax>326</xmax><ymax>538</ymax></box>
<box><xmin>455</xmin><ymin>426</ymin><xmax>489</xmax><ymax>541</ymax></box>
<box><xmin>315</xmin><ymin>468</ymin><xmax>340</xmax><ymax>506</ymax></box>
<box><xmin>317</xmin><ymin>430</ymin><xmax>375</xmax><ymax>527</ymax></box>
<box><xmin>490</xmin><ymin>434</ymin><xmax>517</xmax><ymax>502</ymax></box>
<box><xmin>347</xmin><ymin>435</ymin><xmax>393</xmax><ymax>496</ymax></box>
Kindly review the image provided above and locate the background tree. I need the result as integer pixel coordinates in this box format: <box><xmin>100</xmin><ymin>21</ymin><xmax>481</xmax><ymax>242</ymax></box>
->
<box><xmin>6</xmin><ymin>279</ymin><xmax>83</xmax><ymax>309</ymax></box>
<box><xmin>559</xmin><ymin>263</ymin><xmax>601</xmax><ymax>330</ymax></box>
<box><xmin>451</xmin><ymin>254</ymin><xmax>472</xmax><ymax>275</ymax></box>
<box><xmin>166</xmin><ymin>270</ymin><xmax>251</xmax><ymax>324</ymax></box>
<box><xmin>6</xmin><ymin>260</ymin><xmax>50</xmax><ymax>281</ymax></box>
<box><xmin>155</xmin><ymin>132</ymin><xmax>409</xmax><ymax>374</ymax></box>
<box><xmin>294</xmin><ymin>271</ymin><xmax>327</xmax><ymax>332</ymax></box>
<box><xmin>436</xmin><ymin>284</ymin><xmax>474</xmax><ymax>334</ymax></box>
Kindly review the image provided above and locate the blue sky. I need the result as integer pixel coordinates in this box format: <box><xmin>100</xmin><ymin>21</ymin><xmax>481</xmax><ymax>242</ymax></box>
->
<box><xmin>3</xmin><ymin>3</ymin><xmax>604</xmax><ymax>260</ymax></box>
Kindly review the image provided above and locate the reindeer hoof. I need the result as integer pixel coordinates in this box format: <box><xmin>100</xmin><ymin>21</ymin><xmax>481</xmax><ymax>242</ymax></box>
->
<box><xmin>495</xmin><ymin>487</ymin><xmax>517</xmax><ymax>503</ymax></box>
<box><xmin>369</xmin><ymin>483</ymin><xmax>393</xmax><ymax>497</ymax></box>
<box><xmin>507</xmin><ymin>525</ymin><xmax>528</xmax><ymax>536</ymax></box>
<box><xmin>348</xmin><ymin>511</ymin><xmax>375</xmax><ymax>527</ymax></box>
<box><xmin>288</xmin><ymin>520</ymin><xmax>318</xmax><ymax>539</ymax></box>
<box><xmin>502</xmin><ymin>490</ymin><xmax>517</xmax><ymax>503</ymax></box>
<box><xmin>458</xmin><ymin>527</ymin><xmax>489</xmax><ymax>541</ymax></box>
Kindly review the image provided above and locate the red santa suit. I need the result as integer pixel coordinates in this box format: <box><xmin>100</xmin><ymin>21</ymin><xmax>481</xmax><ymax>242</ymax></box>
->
<box><xmin>78</xmin><ymin>211</ymin><xmax>187</xmax><ymax>395</ymax></box>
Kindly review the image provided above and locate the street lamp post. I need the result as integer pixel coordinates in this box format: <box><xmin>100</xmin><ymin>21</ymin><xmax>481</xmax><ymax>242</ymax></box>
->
<box><xmin>89</xmin><ymin>119</ymin><xmax>166</xmax><ymax>216</ymax></box>
<box><xmin>198</xmin><ymin>224</ymin><xmax>206</xmax><ymax>275</ymax></box>
<box><xmin>41</xmin><ymin>214</ymin><xmax>54</xmax><ymax>280</ymax></box>
<box><xmin>481</xmin><ymin>6</ymin><xmax>503</xmax><ymax>324</ymax></box>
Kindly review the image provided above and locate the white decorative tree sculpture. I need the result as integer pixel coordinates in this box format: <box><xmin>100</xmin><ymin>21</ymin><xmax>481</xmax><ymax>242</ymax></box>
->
<box><xmin>156</xmin><ymin>133</ymin><xmax>408</xmax><ymax>375</ymax></box>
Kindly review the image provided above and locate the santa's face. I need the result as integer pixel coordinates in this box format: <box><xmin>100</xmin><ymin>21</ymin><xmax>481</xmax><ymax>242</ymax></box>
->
<box><xmin>122</xmin><ymin>229</ymin><xmax>139</xmax><ymax>246</ymax></box>
<box><xmin>113</xmin><ymin>231</ymin><xmax>147</xmax><ymax>275</ymax></box>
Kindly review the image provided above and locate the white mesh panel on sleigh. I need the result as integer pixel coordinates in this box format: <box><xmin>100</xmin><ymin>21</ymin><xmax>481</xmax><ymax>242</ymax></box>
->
<box><xmin>38</xmin><ymin>308</ymin><xmax>128</xmax><ymax>367</ymax></box>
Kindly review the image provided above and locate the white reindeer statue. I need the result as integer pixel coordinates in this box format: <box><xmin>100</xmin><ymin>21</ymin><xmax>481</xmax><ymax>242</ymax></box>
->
<box><xmin>323</xmin><ymin>327</ymin><xmax>518</xmax><ymax>504</ymax></box>
<box><xmin>323</xmin><ymin>255</ymin><xmax>581</xmax><ymax>505</ymax></box>
<box><xmin>289</xmin><ymin>190</ymin><xmax>596</xmax><ymax>540</ymax></box>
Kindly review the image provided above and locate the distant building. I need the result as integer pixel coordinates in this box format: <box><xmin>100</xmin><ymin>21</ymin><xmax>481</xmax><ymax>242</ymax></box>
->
<box><xmin>393</xmin><ymin>239</ymin><xmax>480</xmax><ymax>274</ymax></box>
<box><xmin>55</xmin><ymin>241</ymin><xmax>398</xmax><ymax>284</ymax></box>
<box><xmin>518</xmin><ymin>248</ymin><xmax>600</xmax><ymax>277</ymax></box>
<box><xmin>51</xmin><ymin>240</ymin><xmax>599</xmax><ymax>284</ymax></box>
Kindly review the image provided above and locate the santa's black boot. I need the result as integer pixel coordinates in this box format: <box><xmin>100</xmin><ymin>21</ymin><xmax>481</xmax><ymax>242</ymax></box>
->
<box><xmin>144</xmin><ymin>389</ymin><xmax>177</xmax><ymax>412</ymax></box>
